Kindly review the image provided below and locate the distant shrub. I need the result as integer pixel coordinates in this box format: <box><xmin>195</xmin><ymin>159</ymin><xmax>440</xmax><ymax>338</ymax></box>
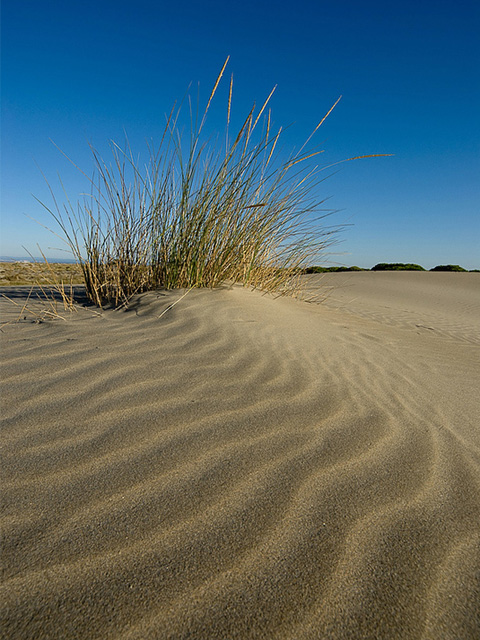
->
<box><xmin>334</xmin><ymin>266</ymin><xmax>365</xmax><ymax>272</ymax></box>
<box><xmin>304</xmin><ymin>265</ymin><xmax>366</xmax><ymax>273</ymax></box>
<box><xmin>303</xmin><ymin>267</ymin><xmax>325</xmax><ymax>273</ymax></box>
<box><xmin>430</xmin><ymin>265</ymin><xmax>467</xmax><ymax>272</ymax></box>
<box><xmin>372</xmin><ymin>263</ymin><xmax>425</xmax><ymax>271</ymax></box>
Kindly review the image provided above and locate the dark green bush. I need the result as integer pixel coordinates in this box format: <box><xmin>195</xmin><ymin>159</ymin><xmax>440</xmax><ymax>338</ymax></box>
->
<box><xmin>430</xmin><ymin>265</ymin><xmax>467</xmax><ymax>272</ymax></box>
<box><xmin>304</xmin><ymin>265</ymin><xmax>366</xmax><ymax>273</ymax></box>
<box><xmin>372</xmin><ymin>263</ymin><xmax>425</xmax><ymax>271</ymax></box>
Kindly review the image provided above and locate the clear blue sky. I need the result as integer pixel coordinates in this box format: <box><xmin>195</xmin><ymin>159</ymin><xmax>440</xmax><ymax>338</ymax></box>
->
<box><xmin>2</xmin><ymin>0</ymin><xmax>479</xmax><ymax>268</ymax></box>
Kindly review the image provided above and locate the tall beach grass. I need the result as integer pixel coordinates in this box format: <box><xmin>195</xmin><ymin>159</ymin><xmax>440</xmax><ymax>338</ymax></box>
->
<box><xmin>39</xmin><ymin>58</ymin><xmax>387</xmax><ymax>307</ymax></box>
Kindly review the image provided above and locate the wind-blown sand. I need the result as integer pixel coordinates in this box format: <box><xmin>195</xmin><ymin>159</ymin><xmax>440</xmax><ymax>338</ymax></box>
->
<box><xmin>1</xmin><ymin>272</ymin><xmax>479</xmax><ymax>639</ymax></box>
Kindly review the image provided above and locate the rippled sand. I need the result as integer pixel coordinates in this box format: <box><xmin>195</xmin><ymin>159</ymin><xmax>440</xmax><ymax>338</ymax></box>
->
<box><xmin>1</xmin><ymin>273</ymin><xmax>479</xmax><ymax>639</ymax></box>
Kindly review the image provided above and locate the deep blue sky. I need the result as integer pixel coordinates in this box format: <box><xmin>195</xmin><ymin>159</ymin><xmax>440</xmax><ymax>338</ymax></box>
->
<box><xmin>2</xmin><ymin>0</ymin><xmax>479</xmax><ymax>268</ymax></box>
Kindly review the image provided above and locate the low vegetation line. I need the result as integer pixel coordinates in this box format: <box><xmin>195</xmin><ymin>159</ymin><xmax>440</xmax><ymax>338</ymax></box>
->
<box><xmin>303</xmin><ymin>263</ymin><xmax>477</xmax><ymax>273</ymax></box>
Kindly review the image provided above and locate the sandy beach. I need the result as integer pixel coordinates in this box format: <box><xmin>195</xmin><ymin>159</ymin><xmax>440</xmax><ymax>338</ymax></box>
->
<box><xmin>1</xmin><ymin>272</ymin><xmax>479</xmax><ymax>639</ymax></box>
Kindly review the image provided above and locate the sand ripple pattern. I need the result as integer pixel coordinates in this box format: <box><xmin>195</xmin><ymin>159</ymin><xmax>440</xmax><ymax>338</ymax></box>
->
<box><xmin>1</xmin><ymin>284</ymin><xmax>479</xmax><ymax>639</ymax></box>
<box><xmin>309</xmin><ymin>271</ymin><xmax>480</xmax><ymax>344</ymax></box>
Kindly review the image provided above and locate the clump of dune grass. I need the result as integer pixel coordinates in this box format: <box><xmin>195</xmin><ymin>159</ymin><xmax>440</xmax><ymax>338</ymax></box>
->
<box><xmin>38</xmin><ymin>58</ymin><xmax>388</xmax><ymax>308</ymax></box>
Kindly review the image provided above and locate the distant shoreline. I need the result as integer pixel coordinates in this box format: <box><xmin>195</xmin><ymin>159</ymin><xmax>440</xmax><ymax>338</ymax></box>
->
<box><xmin>0</xmin><ymin>256</ymin><xmax>77</xmax><ymax>264</ymax></box>
<box><xmin>1</xmin><ymin>260</ymin><xmax>479</xmax><ymax>289</ymax></box>
<box><xmin>2</xmin><ymin>257</ymin><xmax>478</xmax><ymax>270</ymax></box>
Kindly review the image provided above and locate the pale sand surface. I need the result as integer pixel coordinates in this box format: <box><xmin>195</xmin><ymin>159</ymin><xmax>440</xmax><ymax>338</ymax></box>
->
<box><xmin>1</xmin><ymin>273</ymin><xmax>479</xmax><ymax>639</ymax></box>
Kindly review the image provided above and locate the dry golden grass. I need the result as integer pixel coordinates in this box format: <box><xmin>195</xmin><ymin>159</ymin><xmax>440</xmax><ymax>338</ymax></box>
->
<box><xmin>0</xmin><ymin>262</ymin><xmax>83</xmax><ymax>287</ymax></box>
<box><xmin>0</xmin><ymin>261</ymin><xmax>90</xmax><ymax>326</ymax></box>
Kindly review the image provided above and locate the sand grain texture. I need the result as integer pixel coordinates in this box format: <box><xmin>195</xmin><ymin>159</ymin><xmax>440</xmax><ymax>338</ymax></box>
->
<box><xmin>1</xmin><ymin>273</ymin><xmax>479</xmax><ymax>639</ymax></box>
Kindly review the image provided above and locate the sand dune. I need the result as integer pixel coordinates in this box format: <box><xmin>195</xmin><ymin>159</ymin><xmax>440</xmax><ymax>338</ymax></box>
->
<box><xmin>1</xmin><ymin>273</ymin><xmax>479</xmax><ymax>639</ymax></box>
